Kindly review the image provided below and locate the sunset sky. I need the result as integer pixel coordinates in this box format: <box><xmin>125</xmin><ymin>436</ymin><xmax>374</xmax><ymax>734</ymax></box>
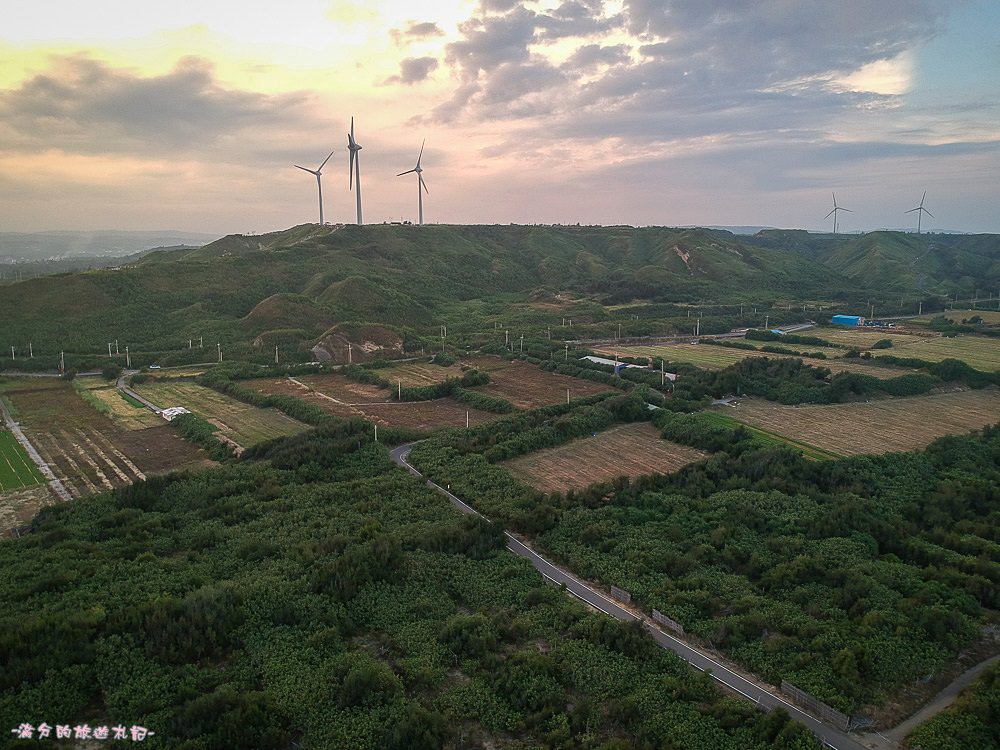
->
<box><xmin>2</xmin><ymin>0</ymin><xmax>998</xmax><ymax>235</ymax></box>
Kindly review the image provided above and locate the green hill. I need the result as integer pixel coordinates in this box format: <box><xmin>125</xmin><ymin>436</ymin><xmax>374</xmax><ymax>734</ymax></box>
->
<box><xmin>749</xmin><ymin>230</ymin><xmax>1000</xmax><ymax>294</ymax></box>
<box><xmin>2</xmin><ymin>223</ymin><xmax>997</xmax><ymax>365</ymax></box>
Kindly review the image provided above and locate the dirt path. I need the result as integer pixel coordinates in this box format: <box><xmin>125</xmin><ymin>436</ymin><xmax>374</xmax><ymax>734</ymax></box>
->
<box><xmin>884</xmin><ymin>654</ymin><xmax>1000</xmax><ymax>746</ymax></box>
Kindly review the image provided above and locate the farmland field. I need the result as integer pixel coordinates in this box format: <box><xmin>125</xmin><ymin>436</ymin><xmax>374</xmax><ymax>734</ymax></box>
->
<box><xmin>378</xmin><ymin>361</ymin><xmax>468</xmax><ymax>386</ymax></box>
<box><xmin>727</xmin><ymin>390</ymin><xmax>1000</xmax><ymax>457</ymax></box>
<box><xmin>249</xmin><ymin>375</ymin><xmax>494</xmax><ymax>430</ymax></box>
<box><xmin>868</xmin><ymin>334</ymin><xmax>1000</xmax><ymax>372</ymax></box>
<box><xmin>0</xmin><ymin>486</ymin><xmax>55</xmax><ymax>536</ymax></box>
<box><xmin>602</xmin><ymin>343</ymin><xmax>914</xmax><ymax>379</ymax></box>
<box><xmin>465</xmin><ymin>357</ymin><xmax>614</xmax><ymax>408</ymax></box>
<box><xmin>135</xmin><ymin>380</ymin><xmax>309</xmax><ymax>447</ymax></box>
<box><xmin>810</xmin><ymin>327</ymin><xmax>930</xmax><ymax>349</ymax></box>
<box><xmin>913</xmin><ymin>309</ymin><xmax>1000</xmax><ymax>325</ymax></box>
<box><xmin>75</xmin><ymin>377</ymin><xmax>163</xmax><ymax>430</ymax></box>
<box><xmin>0</xmin><ymin>429</ymin><xmax>44</xmax><ymax>491</ymax></box>
<box><xmin>0</xmin><ymin>379</ymin><xmax>211</xmax><ymax>498</ymax></box>
<box><xmin>504</xmin><ymin>422</ymin><xmax>708</xmax><ymax>493</ymax></box>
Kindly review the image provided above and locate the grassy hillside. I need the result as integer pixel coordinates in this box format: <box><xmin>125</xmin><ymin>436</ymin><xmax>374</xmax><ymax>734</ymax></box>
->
<box><xmin>749</xmin><ymin>230</ymin><xmax>1000</xmax><ymax>295</ymax></box>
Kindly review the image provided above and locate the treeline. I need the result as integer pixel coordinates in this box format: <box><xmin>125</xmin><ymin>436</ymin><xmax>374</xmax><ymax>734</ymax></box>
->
<box><xmin>0</xmin><ymin>427</ymin><xmax>821</xmax><ymax>750</ymax></box>
<box><xmin>170</xmin><ymin>413</ymin><xmax>235</xmax><ymax>462</ymax></box>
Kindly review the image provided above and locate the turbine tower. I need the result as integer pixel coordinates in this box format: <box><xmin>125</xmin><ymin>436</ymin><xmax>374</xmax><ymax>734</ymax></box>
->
<box><xmin>348</xmin><ymin>117</ymin><xmax>363</xmax><ymax>225</ymax></box>
<box><xmin>293</xmin><ymin>150</ymin><xmax>334</xmax><ymax>224</ymax></box>
<box><xmin>825</xmin><ymin>192</ymin><xmax>853</xmax><ymax>234</ymax></box>
<box><xmin>905</xmin><ymin>191</ymin><xmax>933</xmax><ymax>234</ymax></box>
<box><xmin>397</xmin><ymin>139</ymin><xmax>428</xmax><ymax>225</ymax></box>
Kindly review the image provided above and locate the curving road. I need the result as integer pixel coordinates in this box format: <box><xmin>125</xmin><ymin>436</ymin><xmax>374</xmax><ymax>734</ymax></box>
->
<box><xmin>388</xmin><ymin>443</ymin><xmax>872</xmax><ymax>750</ymax></box>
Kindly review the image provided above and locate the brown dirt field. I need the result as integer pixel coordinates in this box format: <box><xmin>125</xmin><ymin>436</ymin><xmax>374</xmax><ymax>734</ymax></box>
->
<box><xmin>249</xmin><ymin>375</ymin><xmax>494</xmax><ymax>430</ymax></box>
<box><xmin>250</xmin><ymin>377</ymin><xmax>361</xmax><ymax>419</ymax></box>
<box><xmin>464</xmin><ymin>357</ymin><xmax>614</xmax><ymax>408</ymax></box>
<box><xmin>730</xmin><ymin>389</ymin><xmax>1000</xmax><ymax>457</ymax></box>
<box><xmin>291</xmin><ymin>373</ymin><xmax>390</xmax><ymax>404</ymax></box>
<box><xmin>0</xmin><ymin>486</ymin><xmax>57</xmax><ymax>536</ymax></box>
<box><xmin>504</xmin><ymin>422</ymin><xmax>708</xmax><ymax>494</ymax></box>
<box><xmin>2</xmin><ymin>380</ymin><xmax>212</xmax><ymax>498</ymax></box>
<box><xmin>359</xmin><ymin>400</ymin><xmax>495</xmax><ymax>430</ymax></box>
<box><xmin>379</xmin><ymin>362</ymin><xmax>468</xmax><ymax>387</ymax></box>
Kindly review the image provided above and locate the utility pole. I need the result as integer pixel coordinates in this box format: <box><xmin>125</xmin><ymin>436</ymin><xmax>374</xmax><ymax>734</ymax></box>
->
<box><xmin>696</xmin><ymin>317</ymin><xmax>700</xmax><ymax>336</ymax></box>
<box><xmin>10</xmin><ymin>346</ymin><xmax>14</xmax><ymax>360</ymax></box>
<box><xmin>918</xmin><ymin>301</ymin><xmax>922</xmax><ymax>316</ymax></box>
<box><xmin>398</xmin><ymin>381</ymin><xmax>402</xmax><ymax>400</ymax></box>
<box><xmin>618</xmin><ymin>322</ymin><xmax>622</xmax><ymax>339</ymax></box>
<box><xmin>126</xmin><ymin>347</ymin><xmax>131</xmax><ymax>368</ymax></box>
<box><xmin>200</xmin><ymin>336</ymin><xmax>203</xmax><ymax>349</ymax></box>
<box><xmin>505</xmin><ymin>330</ymin><xmax>509</xmax><ymax>346</ymax></box>
<box><xmin>660</xmin><ymin>359</ymin><xmax>665</xmax><ymax>387</ymax></box>
<box><xmin>28</xmin><ymin>342</ymin><xmax>33</xmax><ymax>358</ymax></box>
<box><xmin>764</xmin><ymin>315</ymin><xmax>769</xmax><ymax>329</ymax></box>
<box><xmin>217</xmin><ymin>343</ymin><xmax>222</xmax><ymax>363</ymax></box>
<box><xmin>374</xmin><ymin>423</ymin><xmax>378</xmax><ymax>442</ymax></box>
<box><xmin>275</xmin><ymin>345</ymin><xmax>279</xmax><ymax>364</ymax></box>
<box><xmin>547</xmin><ymin>326</ymin><xmax>551</xmax><ymax>340</ymax></box>
<box><xmin>115</xmin><ymin>340</ymin><xmax>119</xmax><ymax>355</ymax></box>
<box><xmin>60</xmin><ymin>351</ymin><xmax>65</xmax><ymax>373</ymax></box>
<box><xmin>466</xmin><ymin>411</ymin><xmax>470</xmax><ymax>429</ymax></box>
<box><xmin>519</xmin><ymin>334</ymin><xmax>524</xmax><ymax>353</ymax></box>
<box><xmin>564</xmin><ymin>344</ymin><xmax>568</xmax><ymax>361</ymax></box>
<box><xmin>108</xmin><ymin>343</ymin><xmax>113</xmax><ymax>358</ymax></box>
<box><xmin>348</xmin><ymin>342</ymin><xmax>352</xmax><ymax>364</ymax></box>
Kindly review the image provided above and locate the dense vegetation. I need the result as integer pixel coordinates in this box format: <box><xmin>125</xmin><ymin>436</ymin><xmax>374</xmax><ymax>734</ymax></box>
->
<box><xmin>0</xmin><ymin>423</ymin><xmax>822</xmax><ymax>749</ymax></box>
<box><xmin>906</xmin><ymin>661</ymin><xmax>1000</xmax><ymax>750</ymax></box>
<box><xmin>411</xmin><ymin>405</ymin><xmax>1000</xmax><ymax>714</ymax></box>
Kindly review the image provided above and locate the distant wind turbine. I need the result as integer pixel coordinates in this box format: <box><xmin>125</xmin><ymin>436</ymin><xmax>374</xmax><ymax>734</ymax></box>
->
<box><xmin>348</xmin><ymin>117</ymin><xmax>363</xmax><ymax>225</ymax></box>
<box><xmin>397</xmin><ymin>139</ymin><xmax>428</xmax><ymax>225</ymax></box>
<box><xmin>293</xmin><ymin>150</ymin><xmax>334</xmax><ymax>224</ymax></box>
<box><xmin>825</xmin><ymin>192</ymin><xmax>853</xmax><ymax>234</ymax></box>
<box><xmin>905</xmin><ymin>191</ymin><xmax>934</xmax><ymax>234</ymax></box>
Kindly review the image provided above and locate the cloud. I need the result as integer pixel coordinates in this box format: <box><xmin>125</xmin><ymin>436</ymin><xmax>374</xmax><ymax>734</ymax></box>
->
<box><xmin>384</xmin><ymin>56</ymin><xmax>440</xmax><ymax>85</ymax></box>
<box><xmin>390</xmin><ymin>20</ymin><xmax>445</xmax><ymax>44</ymax></box>
<box><xmin>0</xmin><ymin>55</ymin><xmax>311</xmax><ymax>158</ymax></box>
<box><xmin>431</xmin><ymin>0</ymin><xmax>950</xmax><ymax>144</ymax></box>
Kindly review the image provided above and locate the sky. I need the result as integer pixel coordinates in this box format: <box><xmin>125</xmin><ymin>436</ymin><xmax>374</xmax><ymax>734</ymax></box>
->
<box><xmin>1</xmin><ymin>0</ymin><xmax>998</xmax><ymax>235</ymax></box>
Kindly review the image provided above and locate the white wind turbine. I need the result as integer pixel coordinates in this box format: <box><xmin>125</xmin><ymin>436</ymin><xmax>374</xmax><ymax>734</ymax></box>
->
<box><xmin>397</xmin><ymin>139</ymin><xmax>428</xmax><ymax>225</ymax></box>
<box><xmin>293</xmin><ymin>150</ymin><xmax>334</xmax><ymax>224</ymax></box>
<box><xmin>905</xmin><ymin>191</ymin><xmax>934</xmax><ymax>234</ymax></box>
<box><xmin>348</xmin><ymin>117</ymin><xmax>363</xmax><ymax>225</ymax></box>
<box><xmin>825</xmin><ymin>192</ymin><xmax>853</xmax><ymax>234</ymax></box>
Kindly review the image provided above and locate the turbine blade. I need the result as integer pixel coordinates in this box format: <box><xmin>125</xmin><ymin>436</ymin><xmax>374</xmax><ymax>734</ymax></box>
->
<box><xmin>397</xmin><ymin>169</ymin><xmax>416</xmax><ymax>176</ymax></box>
<box><xmin>420</xmin><ymin>174</ymin><xmax>428</xmax><ymax>194</ymax></box>
<box><xmin>294</xmin><ymin>165</ymin><xmax>315</xmax><ymax>174</ymax></box>
<box><xmin>920</xmin><ymin>190</ymin><xmax>926</xmax><ymax>206</ymax></box>
<box><xmin>351</xmin><ymin>116</ymin><xmax>355</xmax><ymax>139</ymax></box>
<box><xmin>824</xmin><ymin>208</ymin><xmax>837</xmax><ymax>219</ymax></box>
<box><xmin>318</xmin><ymin>150</ymin><xmax>334</xmax><ymax>171</ymax></box>
<box><xmin>842</xmin><ymin>208</ymin><xmax>854</xmax><ymax>213</ymax></box>
<box><xmin>349</xmin><ymin>150</ymin><xmax>355</xmax><ymax>189</ymax></box>
<box><xmin>924</xmin><ymin>209</ymin><xmax>934</xmax><ymax>218</ymax></box>
<box><xmin>832</xmin><ymin>192</ymin><xmax>837</xmax><ymax>207</ymax></box>
<box><xmin>417</xmin><ymin>138</ymin><xmax>425</xmax><ymax>167</ymax></box>
<box><xmin>905</xmin><ymin>207</ymin><xmax>919</xmax><ymax>213</ymax></box>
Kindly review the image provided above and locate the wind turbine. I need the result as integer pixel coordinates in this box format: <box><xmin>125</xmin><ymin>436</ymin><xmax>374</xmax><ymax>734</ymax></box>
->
<box><xmin>825</xmin><ymin>192</ymin><xmax>853</xmax><ymax>234</ymax></box>
<box><xmin>397</xmin><ymin>139</ymin><xmax>428</xmax><ymax>225</ymax></box>
<box><xmin>293</xmin><ymin>150</ymin><xmax>334</xmax><ymax>224</ymax></box>
<box><xmin>348</xmin><ymin>117</ymin><xmax>363</xmax><ymax>225</ymax></box>
<box><xmin>905</xmin><ymin>191</ymin><xmax>933</xmax><ymax>234</ymax></box>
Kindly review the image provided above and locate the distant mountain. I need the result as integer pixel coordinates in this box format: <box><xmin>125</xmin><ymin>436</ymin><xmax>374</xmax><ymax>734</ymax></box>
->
<box><xmin>746</xmin><ymin>230</ymin><xmax>1000</xmax><ymax>294</ymax></box>
<box><xmin>0</xmin><ymin>230</ymin><xmax>219</xmax><ymax>262</ymax></box>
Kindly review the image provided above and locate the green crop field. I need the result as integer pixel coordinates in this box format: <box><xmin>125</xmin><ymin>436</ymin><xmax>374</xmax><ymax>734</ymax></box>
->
<box><xmin>869</xmin><ymin>334</ymin><xmax>1000</xmax><ymax>372</ymax></box>
<box><xmin>135</xmin><ymin>381</ymin><xmax>309</xmax><ymax>448</ymax></box>
<box><xmin>0</xmin><ymin>429</ymin><xmax>45</xmax><ymax>492</ymax></box>
<box><xmin>605</xmin><ymin>343</ymin><xmax>913</xmax><ymax>378</ymax></box>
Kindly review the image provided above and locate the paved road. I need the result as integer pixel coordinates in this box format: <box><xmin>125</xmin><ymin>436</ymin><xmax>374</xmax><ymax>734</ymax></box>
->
<box><xmin>388</xmin><ymin>443</ymin><xmax>872</xmax><ymax>750</ymax></box>
<box><xmin>0</xmin><ymin>395</ymin><xmax>71</xmax><ymax>502</ymax></box>
<box><xmin>116</xmin><ymin>372</ymin><xmax>162</xmax><ymax>414</ymax></box>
